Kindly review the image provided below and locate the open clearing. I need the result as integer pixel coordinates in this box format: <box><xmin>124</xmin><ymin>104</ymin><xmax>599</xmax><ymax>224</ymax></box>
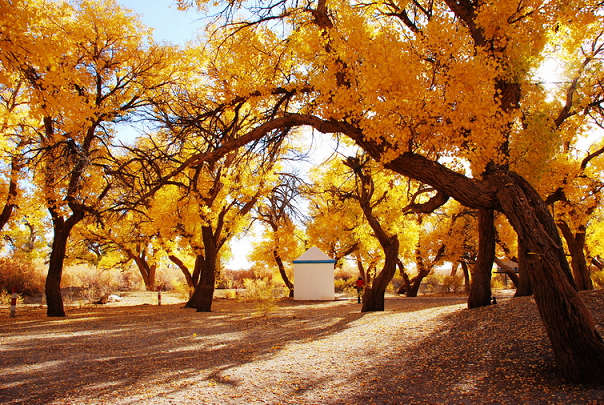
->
<box><xmin>1</xmin><ymin>291</ymin><xmax>604</xmax><ymax>404</ymax></box>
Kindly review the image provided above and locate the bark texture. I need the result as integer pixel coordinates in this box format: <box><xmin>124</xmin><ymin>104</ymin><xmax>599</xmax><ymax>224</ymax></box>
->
<box><xmin>46</xmin><ymin>214</ymin><xmax>83</xmax><ymax>317</ymax></box>
<box><xmin>491</xmin><ymin>171</ymin><xmax>604</xmax><ymax>383</ymax></box>
<box><xmin>558</xmin><ymin>221</ymin><xmax>593</xmax><ymax>291</ymax></box>
<box><xmin>515</xmin><ymin>240</ymin><xmax>533</xmax><ymax>297</ymax></box>
<box><xmin>362</xmin><ymin>236</ymin><xmax>399</xmax><ymax>312</ymax></box>
<box><xmin>186</xmin><ymin>227</ymin><xmax>218</xmax><ymax>312</ymax></box>
<box><xmin>468</xmin><ymin>209</ymin><xmax>495</xmax><ymax>308</ymax></box>
<box><xmin>494</xmin><ymin>258</ymin><xmax>519</xmax><ymax>288</ymax></box>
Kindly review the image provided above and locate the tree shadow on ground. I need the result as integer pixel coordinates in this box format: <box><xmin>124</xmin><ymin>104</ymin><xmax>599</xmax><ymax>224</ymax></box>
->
<box><xmin>347</xmin><ymin>290</ymin><xmax>604</xmax><ymax>404</ymax></box>
<box><xmin>0</xmin><ymin>297</ymin><xmax>464</xmax><ymax>404</ymax></box>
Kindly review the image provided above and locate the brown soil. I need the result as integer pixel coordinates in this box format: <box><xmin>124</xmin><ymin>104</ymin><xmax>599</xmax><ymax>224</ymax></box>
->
<box><xmin>1</xmin><ymin>291</ymin><xmax>603</xmax><ymax>404</ymax></box>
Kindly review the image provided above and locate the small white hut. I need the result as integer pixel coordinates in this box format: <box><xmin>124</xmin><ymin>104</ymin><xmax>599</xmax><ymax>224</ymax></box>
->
<box><xmin>293</xmin><ymin>246</ymin><xmax>336</xmax><ymax>301</ymax></box>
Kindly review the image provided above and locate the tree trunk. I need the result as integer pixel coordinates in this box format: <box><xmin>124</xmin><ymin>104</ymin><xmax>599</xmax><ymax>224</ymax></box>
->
<box><xmin>460</xmin><ymin>261</ymin><xmax>470</xmax><ymax>294</ymax></box>
<box><xmin>168</xmin><ymin>254</ymin><xmax>195</xmax><ymax>289</ymax></box>
<box><xmin>0</xmin><ymin>154</ymin><xmax>21</xmax><ymax>232</ymax></box>
<box><xmin>133</xmin><ymin>256</ymin><xmax>156</xmax><ymax>291</ymax></box>
<box><xmin>355</xmin><ymin>252</ymin><xmax>367</xmax><ymax>283</ymax></box>
<box><xmin>406</xmin><ymin>276</ymin><xmax>424</xmax><ymax>297</ymax></box>
<box><xmin>362</xmin><ymin>237</ymin><xmax>398</xmax><ymax>312</ymax></box>
<box><xmin>558</xmin><ymin>221</ymin><xmax>593</xmax><ymax>291</ymax></box>
<box><xmin>450</xmin><ymin>261</ymin><xmax>459</xmax><ymax>277</ymax></box>
<box><xmin>515</xmin><ymin>239</ymin><xmax>532</xmax><ymax>297</ymax></box>
<box><xmin>273</xmin><ymin>249</ymin><xmax>294</xmax><ymax>297</ymax></box>
<box><xmin>494</xmin><ymin>257</ymin><xmax>519</xmax><ymax>288</ymax></box>
<box><xmin>45</xmin><ymin>213</ymin><xmax>83</xmax><ymax>317</ymax></box>
<box><xmin>396</xmin><ymin>259</ymin><xmax>410</xmax><ymax>295</ymax></box>
<box><xmin>186</xmin><ymin>227</ymin><xmax>217</xmax><ymax>312</ymax></box>
<box><xmin>493</xmin><ymin>171</ymin><xmax>604</xmax><ymax>383</ymax></box>
<box><xmin>406</xmin><ymin>251</ymin><xmax>430</xmax><ymax>297</ymax></box>
<box><xmin>468</xmin><ymin>209</ymin><xmax>495</xmax><ymax>308</ymax></box>
<box><xmin>46</xmin><ymin>227</ymin><xmax>68</xmax><ymax>316</ymax></box>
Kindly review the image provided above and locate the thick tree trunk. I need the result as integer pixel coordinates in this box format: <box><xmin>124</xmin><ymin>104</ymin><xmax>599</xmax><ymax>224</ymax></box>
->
<box><xmin>45</xmin><ymin>214</ymin><xmax>82</xmax><ymax>316</ymax></box>
<box><xmin>186</xmin><ymin>228</ymin><xmax>217</xmax><ymax>312</ymax></box>
<box><xmin>468</xmin><ymin>209</ymin><xmax>495</xmax><ymax>308</ymax></box>
<box><xmin>493</xmin><ymin>171</ymin><xmax>604</xmax><ymax>382</ymax></box>
<box><xmin>46</xmin><ymin>227</ymin><xmax>69</xmax><ymax>317</ymax></box>
<box><xmin>273</xmin><ymin>249</ymin><xmax>294</xmax><ymax>297</ymax></box>
<box><xmin>362</xmin><ymin>237</ymin><xmax>398</xmax><ymax>312</ymax></box>
<box><xmin>515</xmin><ymin>239</ymin><xmax>533</xmax><ymax>297</ymax></box>
<box><xmin>558</xmin><ymin>221</ymin><xmax>593</xmax><ymax>291</ymax></box>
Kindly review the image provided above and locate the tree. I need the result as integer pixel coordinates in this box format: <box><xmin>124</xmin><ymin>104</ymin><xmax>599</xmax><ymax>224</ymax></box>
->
<box><xmin>172</xmin><ymin>0</ymin><xmax>604</xmax><ymax>381</ymax></box>
<box><xmin>0</xmin><ymin>0</ymin><xmax>176</xmax><ymax>316</ymax></box>
<box><xmin>147</xmin><ymin>149</ymin><xmax>276</xmax><ymax>311</ymax></box>
<box><xmin>74</xmin><ymin>211</ymin><xmax>161</xmax><ymax>291</ymax></box>
<box><xmin>310</xmin><ymin>154</ymin><xmax>419</xmax><ymax>311</ymax></box>
<box><xmin>252</xmin><ymin>174</ymin><xmax>305</xmax><ymax>297</ymax></box>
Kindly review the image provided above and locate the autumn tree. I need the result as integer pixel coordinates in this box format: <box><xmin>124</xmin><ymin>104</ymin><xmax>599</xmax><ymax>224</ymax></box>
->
<box><xmin>145</xmin><ymin>145</ymin><xmax>277</xmax><ymax>311</ymax></box>
<box><xmin>74</xmin><ymin>211</ymin><xmax>161</xmax><ymax>291</ymax></box>
<box><xmin>168</xmin><ymin>0</ymin><xmax>604</xmax><ymax>381</ymax></box>
<box><xmin>309</xmin><ymin>154</ymin><xmax>419</xmax><ymax>311</ymax></box>
<box><xmin>397</xmin><ymin>202</ymin><xmax>470</xmax><ymax>298</ymax></box>
<box><xmin>252</xmin><ymin>174</ymin><xmax>305</xmax><ymax>297</ymax></box>
<box><xmin>0</xmin><ymin>0</ymin><xmax>177</xmax><ymax>315</ymax></box>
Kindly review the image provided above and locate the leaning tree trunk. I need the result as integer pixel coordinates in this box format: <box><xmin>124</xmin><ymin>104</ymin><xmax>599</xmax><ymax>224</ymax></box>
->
<box><xmin>494</xmin><ymin>258</ymin><xmax>519</xmax><ymax>288</ymax></box>
<box><xmin>558</xmin><ymin>221</ymin><xmax>593</xmax><ymax>291</ymax></box>
<box><xmin>133</xmin><ymin>256</ymin><xmax>156</xmax><ymax>291</ymax></box>
<box><xmin>396</xmin><ymin>259</ymin><xmax>411</xmax><ymax>295</ymax></box>
<box><xmin>406</xmin><ymin>275</ymin><xmax>425</xmax><ymax>297</ymax></box>
<box><xmin>273</xmin><ymin>249</ymin><xmax>294</xmax><ymax>297</ymax></box>
<box><xmin>493</xmin><ymin>171</ymin><xmax>604</xmax><ymax>383</ymax></box>
<box><xmin>468</xmin><ymin>209</ymin><xmax>495</xmax><ymax>308</ymax></box>
<box><xmin>405</xmin><ymin>249</ymin><xmax>426</xmax><ymax>297</ymax></box>
<box><xmin>362</xmin><ymin>237</ymin><xmax>399</xmax><ymax>312</ymax></box>
<box><xmin>515</xmin><ymin>239</ymin><xmax>532</xmax><ymax>297</ymax></box>
<box><xmin>168</xmin><ymin>254</ymin><xmax>196</xmax><ymax>290</ymax></box>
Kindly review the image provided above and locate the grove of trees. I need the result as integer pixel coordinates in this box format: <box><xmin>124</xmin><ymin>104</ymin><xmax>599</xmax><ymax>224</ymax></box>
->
<box><xmin>1</xmin><ymin>0</ymin><xmax>603</xmax><ymax>383</ymax></box>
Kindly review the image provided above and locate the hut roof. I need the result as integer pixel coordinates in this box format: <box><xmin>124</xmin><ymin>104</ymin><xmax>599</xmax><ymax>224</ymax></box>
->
<box><xmin>293</xmin><ymin>246</ymin><xmax>336</xmax><ymax>263</ymax></box>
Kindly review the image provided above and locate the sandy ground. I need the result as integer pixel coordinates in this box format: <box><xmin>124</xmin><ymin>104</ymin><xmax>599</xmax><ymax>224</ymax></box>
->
<box><xmin>1</xmin><ymin>291</ymin><xmax>603</xmax><ymax>404</ymax></box>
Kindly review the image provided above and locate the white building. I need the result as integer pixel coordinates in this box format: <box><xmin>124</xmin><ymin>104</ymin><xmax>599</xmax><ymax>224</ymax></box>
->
<box><xmin>293</xmin><ymin>246</ymin><xmax>336</xmax><ymax>301</ymax></box>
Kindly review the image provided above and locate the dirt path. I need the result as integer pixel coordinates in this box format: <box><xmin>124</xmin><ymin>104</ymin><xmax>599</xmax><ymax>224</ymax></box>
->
<box><xmin>1</xmin><ymin>293</ymin><xmax>603</xmax><ymax>404</ymax></box>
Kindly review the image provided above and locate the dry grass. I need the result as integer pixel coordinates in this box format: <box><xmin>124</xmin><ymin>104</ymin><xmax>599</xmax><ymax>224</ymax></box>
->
<box><xmin>1</xmin><ymin>291</ymin><xmax>603</xmax><ymax>404</ymax></box>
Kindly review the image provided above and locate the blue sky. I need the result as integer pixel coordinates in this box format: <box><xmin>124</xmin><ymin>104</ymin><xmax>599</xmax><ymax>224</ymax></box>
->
<box><xmin>118</xmin><ymin>0</ymin><xmax>203</xmax><ymax>46</ymax></box>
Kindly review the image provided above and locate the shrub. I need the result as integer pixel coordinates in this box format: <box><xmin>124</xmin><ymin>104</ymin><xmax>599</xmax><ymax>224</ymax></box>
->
<box><xmin>240</xmin><ymin>278</ymin><xmax>277</xmax><ymax>315</ymax></box>
<box><xmin>0</xmin><ymin>257</ymin><xmax>45</xmax><ymax>295</ymax></box>
<box><xmin>334</xmin><ymin>277</ymin><xmax>355</xmax><ymax>293</ymax></box>
<box><xmin>422</xmin><ymin>273</ymin><xmax>442</xmax><ymax>293</ymax></box>
<box><xmin>442</xmin><ymin>274</ymin><xmax>464</xmax><ymax>293</ymax></box>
